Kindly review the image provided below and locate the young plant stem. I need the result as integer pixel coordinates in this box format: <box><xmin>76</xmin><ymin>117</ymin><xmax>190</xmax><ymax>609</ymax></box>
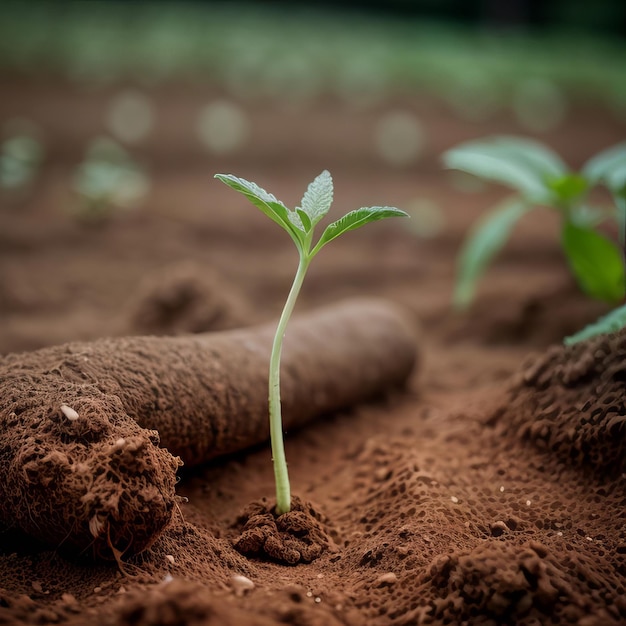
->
<box><xmin>214</xmin><ymin>170</ymin><xmax>408</xmax><ymax>514</ymax></box>
<box><xmin>269</xmin><ymin>253</ymin><xmax>310</xmax><ymax>514</ymax></box>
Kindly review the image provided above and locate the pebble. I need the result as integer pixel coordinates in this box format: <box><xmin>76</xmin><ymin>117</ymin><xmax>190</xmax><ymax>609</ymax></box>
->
<box><xmin>232</xmin><ymin>574</ymin><xmax>255</xmax><ymax>596</ymax></box>
<box><xmin>60</xmin><ymin>405</ymin><xmax>79</xmax><ymax>421</ymax></box>
<box><xmin>490</xmin><ymin>520</ymin><xmax>508</xmax><ymax>537</ymax></box>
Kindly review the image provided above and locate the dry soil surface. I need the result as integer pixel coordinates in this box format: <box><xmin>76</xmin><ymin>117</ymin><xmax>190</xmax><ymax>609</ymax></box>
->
<box><xmin>0</xmin><ymin>79</ymin><xmax>625</xmax><ymax>625</ymax></box>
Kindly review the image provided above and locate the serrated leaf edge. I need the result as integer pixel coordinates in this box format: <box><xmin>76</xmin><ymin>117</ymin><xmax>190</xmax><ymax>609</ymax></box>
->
<box><xmin>313</xmin><ymin>206</ymin><xmax>408</xmax><ymax>253</ymax></box>
<box><xmin>299</xmin><ymin>170</ymin><xmax>334</xmax><ymax>227</ymax></box>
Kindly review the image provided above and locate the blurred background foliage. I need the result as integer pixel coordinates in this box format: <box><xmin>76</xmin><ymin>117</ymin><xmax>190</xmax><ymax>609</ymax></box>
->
<box><xmin>1</xmin><ymin>1</ymin><xmax>625</xmax><ymax>216</ymax></box>
<box><xmin>0</xmin><ymin>1</ymin><xmax>624</xmax><ymax>111</ymax></box>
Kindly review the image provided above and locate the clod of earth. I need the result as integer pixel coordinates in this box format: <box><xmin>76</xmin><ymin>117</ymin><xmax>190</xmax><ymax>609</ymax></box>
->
<box><xmin>0</xmin><ymin>298</ymin><xmax>417</xmax><ymax>559</ymax></box>
<box><xmin>233</xmin><ymin>496</ymin><xmax>339</xmax><ymax>565</ymax></box>
<box><xmin>489</xmin><ymin>326</ymin><xmax>626</xmax><ymax>478</ymax></box>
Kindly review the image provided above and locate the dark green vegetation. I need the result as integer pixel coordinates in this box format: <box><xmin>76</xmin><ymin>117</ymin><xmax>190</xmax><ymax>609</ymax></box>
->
<box><xmin>0</xmin><ymin>3</ymin><xmax>625</xmax><ymax>114</ymax></box>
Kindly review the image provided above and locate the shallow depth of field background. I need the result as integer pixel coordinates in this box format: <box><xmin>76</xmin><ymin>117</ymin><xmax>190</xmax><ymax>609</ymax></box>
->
<box><xmin>1</xmin><ymin>1</ymin><xmax>625</xmax><ymax>187</ymax></box>
<box><xmin>1</xmin><ymin>0</ymin><xmax>625</xmax><ymax>351</ymax></box>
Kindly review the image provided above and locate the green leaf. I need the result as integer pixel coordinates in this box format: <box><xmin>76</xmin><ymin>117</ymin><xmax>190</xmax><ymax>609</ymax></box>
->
<box><xmin>299</xmin><ymin>170</ymin><xmax>333</xmax><ymax>227</ymax></box>
<box><xmin>547</xmin><ymin>174</ymin><xmax>588</xmax><ymax>205</ymax></box>
<box><xmin>564</xmin><ymin>303</ymin><xmax>626</xmax><ymax>345</ymax></box>
<box><xmin>295</xmin><ymin>208</ymin><xmax>312</xmax><ymax>232</ymax></box>
<box><xmin>443</xmin><ymin>136</ymin><xmax>567</xmax><ymax>201</ymax></box>
<box><xmin>214</xmin><ymin>173</ymin><xmax>305</xmax><ymax>246</ymax></box>
<box><xmin>580</xmin><ymin>143</ymin><xmax>626</xmax><ymax>244</ymax></box>
<box><xmin>453</xmin><ymin>199</ymin><xmax>531</xmax><ymax>309</ymax></box>
<box><xmin>606</xmin><ymin>160</ymin><xmax>626</xmax><ymax>193</ymax></box>
<box><xmin>562</xmin><ymin>221</ymin><xmax>625</xmax><ymax>303</ymax></box>
<box><xmin>568</xmin><ymin>205</ymin><xmax>613</xmax><ymax>229</ymax></box>
<box><xmin>582</xmin><ymin>145</ymin><xmax>626</xmax><ymax>243</ymax></box>
<box><xmin>314</xmin><ymin>206</ymin><xmax>408</xmax><ymax>252</ymax></box>
<box><xmin>490</xmin><ymin>136</ymin><xmax>567</xmax><ymax>180</ymax></box>
<box><xmin>582</xmin><ymin>142</ymin><xmax>626</xmax><ymax>190</ymax></box>
<box><xmin>444</xmin><ymin>147</ymin><xmax>545</xmax><ymax>200</ymax></box>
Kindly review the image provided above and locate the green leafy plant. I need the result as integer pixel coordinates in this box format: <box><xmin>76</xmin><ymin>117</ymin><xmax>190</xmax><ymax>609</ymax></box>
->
<box><xmin>215</xmin><ymin>170</ymin><xmax>407</xmax><ymax>513</ymax></box>
<box><xmin>72</xmin><ymin>137</ymin><xmax>149</xmax><ymax>223</ymax></box>
<box><xmin>443</xmin><ymin>136</ymin><xmax>626</xmax><ymax>310</ymax></box>
<box><xmin>565</xmin><ymin>302</ymin><xmax>626</xmax><ymax>345</ymax></box>
<box><xmin>0</xmin><ymin>133</ymin><xmax>43</xmax><ymax>190</ymax></box>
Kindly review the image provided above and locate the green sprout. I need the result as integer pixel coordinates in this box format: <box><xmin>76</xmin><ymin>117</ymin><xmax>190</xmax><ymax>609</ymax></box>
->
<box><xmin>443</xmin><ymin>136</ymin><xmax>626</xmax><ymax>311</ymax></box>
<box><xmin>215</xmin><ymin>170</ymin><xmax>407</xmax><ymax>513</ymax></box>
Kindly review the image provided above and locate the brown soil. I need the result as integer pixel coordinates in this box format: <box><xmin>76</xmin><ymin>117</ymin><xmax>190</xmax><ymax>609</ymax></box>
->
<box><xmin>1</xmin><ymin>78</ymin><xmax>625</xmax><ymax>625</ymax></box>
<box><xmin>0</xmin><ymin>299</ymin><xmax>415</xmax><ymax>558</ymax></box>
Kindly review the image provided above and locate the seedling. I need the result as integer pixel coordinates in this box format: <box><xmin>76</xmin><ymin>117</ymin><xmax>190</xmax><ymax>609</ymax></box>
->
<box><xmin>72</xmin><ymin>137</ymin><xmax>149</xmax><ymax>222</ymax></box>
<box><xmin>443</xmin><ymin>136</ymin><xmax>626</xmax><ymax>310</ymax></box>
<box><xmin>215</xmin><ymin>170</ymin><xmax>407</xmax><ymax>513</ymax></box>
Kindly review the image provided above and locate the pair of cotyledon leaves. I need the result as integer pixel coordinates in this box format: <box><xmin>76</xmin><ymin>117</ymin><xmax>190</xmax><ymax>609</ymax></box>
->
<box><xmin>443</xmin><ymin>136</ymin><xmax>626</xmax><ymax>320</ymax></box>
<box><xmin>215</xmin><ymin>170</ymin><xmax>407</xmax><ymax>258</ymax></box>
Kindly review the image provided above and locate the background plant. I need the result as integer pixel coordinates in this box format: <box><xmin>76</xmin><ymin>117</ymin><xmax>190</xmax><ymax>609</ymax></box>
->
<box><xmin>443</xmin><ymin>136</ymin><xmax>626</xmax><ymax>310</ymax></box>
<box><xmin>215</xmin><ymin>170</ymin><xmax>407</xmax><ymax>514</ymax></box>
<box><xmin>72</xmin><ymin>137</ymin><xmax>149</xmax><ymax>223</ymax></box>
<box><xmin>1</xmin><ymin>4</ymin><xmax>625</xmax><ymax>119</ymax></box>
<box><xmin>0</xmin><ymin>132</ymin><xmax>43</xmax><ymax>190</ymax></box>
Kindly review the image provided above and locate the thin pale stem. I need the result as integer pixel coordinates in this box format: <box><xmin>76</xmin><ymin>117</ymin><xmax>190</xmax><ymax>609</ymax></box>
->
<box><xmin>269</xmin><ymin>253</ymin><xmax>310</xmax><ymax>514</ymax></box>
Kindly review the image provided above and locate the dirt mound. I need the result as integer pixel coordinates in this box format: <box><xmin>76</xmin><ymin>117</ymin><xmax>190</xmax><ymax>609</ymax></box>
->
<box><xmin>127</xmin><ymin>262</ymin><xmax>251</xmax><ymax>336</ymax></box>
<box><xmin>420</xmin><ymin>540</ymin><xmax>620</xmax><ymax>625</ymax></box>
<box><xmin>0</xmin><ymin>374</ymin><xmax>180</xmax><ymax>559</ymax></box>
<box><xmin>233</xmin><ymin>497</ymin><xmax>339</xmax><ymax>565</ymax></box>
<box><xmin>492</xmin><ymin>327</ymin><xmax>626</xmax><ymax>478</ymax></box>
<box><xmin>111</xmin><ymin>578</ymin><xmax>278</xmax><ymax>626</ymax></box>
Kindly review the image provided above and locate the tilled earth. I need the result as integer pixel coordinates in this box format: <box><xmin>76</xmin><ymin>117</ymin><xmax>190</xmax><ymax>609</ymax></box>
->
<box><xmin>0</xmin><ymin>78</ymin><xmax>625</xmax><ymax>625</ymax></box>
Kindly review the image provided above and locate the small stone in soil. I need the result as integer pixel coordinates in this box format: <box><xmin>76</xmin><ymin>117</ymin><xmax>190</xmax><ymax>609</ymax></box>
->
<box><xmin>231</xmin><ymin>574</ymin><xmax>255</xmax><ymax>596</ymax></box>
<box><xmin>489</xmin><ymin>521</ymin><xmax>508</xmax><ymax>537</ymax></box>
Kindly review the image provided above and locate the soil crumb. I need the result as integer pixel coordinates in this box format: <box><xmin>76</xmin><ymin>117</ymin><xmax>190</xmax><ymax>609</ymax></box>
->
<box><xmin>233</xmin><ymin>497</ymin><xmax>338</xmax><ymax>565</ymax></box>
